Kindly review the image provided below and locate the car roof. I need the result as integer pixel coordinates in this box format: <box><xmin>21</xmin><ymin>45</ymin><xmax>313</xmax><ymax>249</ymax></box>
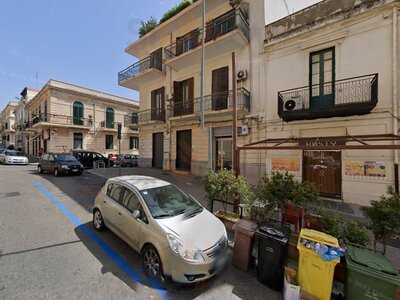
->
<box><xmin>109</xmin><ymin>176</ymin><xmax>170</xmax><ymax>191</ymax></box>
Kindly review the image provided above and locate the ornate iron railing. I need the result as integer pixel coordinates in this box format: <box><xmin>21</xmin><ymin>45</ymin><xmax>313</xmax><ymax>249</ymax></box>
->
<box><xmin>278</xmin><ymin>73</ymin><xmax>378</xmax><ymax>122</ymax></box>
<box><xmin>164</xmin><ymin>8</ymin><xmax>249</xmax><ymax>60</ymax></box>
<box><xmin>124</xmin><ymin>113</ymin><xmax>139</xmax><ymax>128</ymax></box>
<box><xmin>168</xmin><ymin>88</ymin><xmax>251</xmax><ymax>118</ymax></box>
<box><xmin>138</xmin><ymin>108</ymin><xmax>166</xmax><ymax>124</ymax></box>
<box><xmin>118</xmin><ymin>51</ymin><xmax>163</xmax><ymax>83</ymax></box>
<box><xmin>27</xmin><ymin>113</ymin><xmax>93</xmax><ymax>128</ymax></box>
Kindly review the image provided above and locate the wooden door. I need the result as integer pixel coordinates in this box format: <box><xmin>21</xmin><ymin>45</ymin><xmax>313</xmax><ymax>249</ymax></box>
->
<box><xmin>152</xmin><ymin>133</ymin><xmax>164</xmax><ymax>169</ymax></box>
<box><xmin>176</xmin><ymin>130</ymin><xmax>192</xmax><ymax>171</ymax></box>
<box><xmin>212</xmin><ymin>66</ymin><xmax>229</xmax><ymax>110</ymax></box>
<box><xmin>303</xmin><ymin>151</ymin><xmax>342</xmax><ymax>198</ymax></box>
<box><xmin>151</xmin><ymin>87</ymin><xmax>165</xmax><ymax>121</ymax></box>
<box><xmin>173</xmin><ymin>78</ymin><xmax>194</xmax><ymax>116</ymax></box>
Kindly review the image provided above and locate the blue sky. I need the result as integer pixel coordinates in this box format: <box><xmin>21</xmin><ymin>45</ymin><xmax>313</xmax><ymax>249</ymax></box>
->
<box><xmin>0</xmin><ymin>0</ymin><xmax>321</xmax><ymax>108</ymax></box>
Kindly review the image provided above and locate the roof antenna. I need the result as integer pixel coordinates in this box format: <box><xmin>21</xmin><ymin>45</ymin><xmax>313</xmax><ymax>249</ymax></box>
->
<box><xmin>282</xmin><ymin>0</ymin><xmax>291</xmax><ymax>14</ymax></box>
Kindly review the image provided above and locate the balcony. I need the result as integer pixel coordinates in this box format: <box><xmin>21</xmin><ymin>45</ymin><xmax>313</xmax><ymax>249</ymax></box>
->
<box><xmin>164</xmin><ymin>8</ymin><xmax>249</xmax><ymax>69</ymax></box>
<box><xmin>124</xmin><ymin>113</ymin><xmax>139</xmax><ymax>131</ymax></box>
<box><xmin>27</xmin><ymin>113</ymin><xmax>93</xmax><ymax>130</ymax></box>
<box><xmin>138</xmin><ymin>108</ymin><xmax>166</xmax><ymax>125</ymax></box>
<box><xmin>118</xmin><ymin>49</ymin><xmax>163</xmax><ymax>90</ymax></box>
<box><xmin>278</xmin><ymin>74</ymin><xmax>378</xmax><ymax>122</ymax></box>
<box><xmin>168</xmin><ymin>88</ymin><xmax>251</xmax><ymax>122</ymax></box>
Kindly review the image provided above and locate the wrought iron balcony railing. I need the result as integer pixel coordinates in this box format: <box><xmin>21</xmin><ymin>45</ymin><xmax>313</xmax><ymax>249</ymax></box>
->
<box><xmin>118</xmin><ymin>50</ymin><xmax>163</xmax><ymax>84</ymax></box>
<box><xmin>168</xmin><ymin>88</ymin><xmax>251</xmax><ymax>118</ymax></box>
<box><xmin>164</xmin><ymin>8</ymin><xmax>249</xmax><ymax>60</ymax></box>
<box><xmin>124</xmin><ymin>113</ymin><xmax>139</xmax><ymax>129</ymax></box>
<box><xmin>27</xmin><ymin>113</ymin><xmax>93</xmax><ymax>128</ymax></box>
<box><xmin>278</xmin><ymin>73</ymin><xmax>378</xmax><ymax>122</ymax></box>
<box><xmin>138</xmin><ymin>108</ymin><xmax>166</xmax><ymax>124</ymax></box>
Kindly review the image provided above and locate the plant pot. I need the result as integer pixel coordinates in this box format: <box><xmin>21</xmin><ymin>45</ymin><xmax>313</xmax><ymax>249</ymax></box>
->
<box><xmin>215</xmin><ymin>210</ymin><xmax>240</xmax><ymax>232</ymax></box>
<box><xmin>282</xmin><ymin>202</ymin><xmax>305</xmax><ymax>233</ymax></box>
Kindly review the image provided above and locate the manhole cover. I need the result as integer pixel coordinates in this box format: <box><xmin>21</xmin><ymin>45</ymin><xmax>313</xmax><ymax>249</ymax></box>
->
<box><xmin>4</xmin><ymin>192</ymin><xmax>20</xmax><ymax>198</ymax></box>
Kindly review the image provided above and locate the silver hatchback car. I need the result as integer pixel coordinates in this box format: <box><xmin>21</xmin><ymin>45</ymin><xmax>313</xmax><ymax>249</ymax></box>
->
<box><xmin>93</xmin><ymin>176</ymin><xmax>228</xmax><ymax>283</ymax></box>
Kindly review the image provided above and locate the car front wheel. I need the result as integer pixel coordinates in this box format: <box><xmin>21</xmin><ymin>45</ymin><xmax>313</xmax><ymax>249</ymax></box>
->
<box><xmin>142</xmin><ymin>245</ymin><xmax>164</xmax><ymax>281</ymax></box>
<box><xmin>93</xmin><ymin>209</ymin><xmax>105</xmax><ymax>231</ymax></box>
<box><xmin>54</xmin><ymin>168</ymin><xmax>59</xmax><ymax>177</ymax></box>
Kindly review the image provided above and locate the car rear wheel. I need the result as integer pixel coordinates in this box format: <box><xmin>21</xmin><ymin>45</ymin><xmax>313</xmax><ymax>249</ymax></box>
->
<box><xmin>142</xmin><ymin>245</ymin><xmax>164</xmax><ymax>281</ymax></box>
<box><xmin>93</xmin><ymin>209</ymin><xmax>105</xmax><ymax>231</ymax></box>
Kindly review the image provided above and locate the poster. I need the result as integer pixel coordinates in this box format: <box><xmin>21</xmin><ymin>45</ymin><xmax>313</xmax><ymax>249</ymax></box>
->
<box><xmin>271</xmin><ymin>157</ymin><xmax>300</xmax><ymax>173</ymax></box>
<box><xmin>344</xmin><ymin>160</ymin><xmax>386</xmax><ymax>178</ymax></box>
<box><xmin>344</xmin><ymin>161</ymin><xmax>364</xmax><ymax>176</ymax></box>
<box><xmin>365</xmin><ymin>161</ymin><xmax>386</xmax><ymax>178</ymax></box>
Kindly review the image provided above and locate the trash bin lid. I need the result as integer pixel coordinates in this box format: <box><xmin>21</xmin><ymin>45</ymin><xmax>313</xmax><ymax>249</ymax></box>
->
<box><xmin>299</xmin><ymin>229</ymin><xmax>339</xmax><ymax>248</ymax></box>
<box><xmin>257</xmin><ymin>222</ymin><xmax>290</xmax><ymax>243</ymax></box>
<box><xmin>347</xmin><ymin>246</ymin><xmax>399</xmax><ymax>276</ymax></box>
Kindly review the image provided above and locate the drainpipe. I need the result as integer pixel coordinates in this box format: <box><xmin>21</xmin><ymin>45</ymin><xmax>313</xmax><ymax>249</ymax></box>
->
<box><xmin>393</xmin><ymin>7</ymin><xmax>399</xmax><ymax>192</ymax></box>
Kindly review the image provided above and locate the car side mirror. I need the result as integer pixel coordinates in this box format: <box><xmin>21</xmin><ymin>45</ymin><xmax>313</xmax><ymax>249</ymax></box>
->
<box><xmin>132</xmin><ymin>210</ymin><xmax>141</xmax><ymax>219</ymax></box>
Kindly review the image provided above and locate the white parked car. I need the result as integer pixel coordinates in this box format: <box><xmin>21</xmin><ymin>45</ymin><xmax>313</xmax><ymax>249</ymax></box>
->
<box><xmin>1</xmin><ymin>150</ymin><xmax>29</xmax><ymax>165</ymax></box>
<box><xmin>93</xmin><ymin>176</ymin><xmax>228</xmax><ymax>283</ymax></box>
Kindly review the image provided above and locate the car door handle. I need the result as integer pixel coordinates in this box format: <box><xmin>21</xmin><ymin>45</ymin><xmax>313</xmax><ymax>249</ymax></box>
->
<box><xmin>118</xmin><ymin>212</ymin><xmax>122</xmax><ymax>216</ymax></box>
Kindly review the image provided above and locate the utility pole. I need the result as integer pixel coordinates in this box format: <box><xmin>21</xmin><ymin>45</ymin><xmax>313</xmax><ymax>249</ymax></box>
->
<box><xmin>200</xmin><ymin>0</ymin><xmax>206</xmax><ymax>128</ymax></box>
<box><xmin>232</xmin><ymin>52</ymin><xmax>238</xmax><ymax>176</ymax></box>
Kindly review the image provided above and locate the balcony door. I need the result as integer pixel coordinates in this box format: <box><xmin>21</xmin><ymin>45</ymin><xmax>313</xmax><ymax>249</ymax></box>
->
<box><xmin>212</xmin><ymin>66</ymin><xmax>229</xmax><ymax>110</ymax></box>
<box><xmin>151</xmin><ymin>87</ymin><xmax>165</xmax><ymax>121</ymax></box>
<box><xmin>173</xmin><ymin>78</ymin><xmax>194</xmax><ymax>116</ymax></box>
<box><xmin>310</xmin><ymin>48</ymin><xmax>335</xmax><ymax>111</ymax></box>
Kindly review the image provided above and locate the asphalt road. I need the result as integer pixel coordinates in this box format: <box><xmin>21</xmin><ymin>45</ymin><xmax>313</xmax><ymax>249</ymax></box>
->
<box><xmin>0</xmin><ymin>165</ymin><xmax>280</xmax><ymax>300</ymax></box>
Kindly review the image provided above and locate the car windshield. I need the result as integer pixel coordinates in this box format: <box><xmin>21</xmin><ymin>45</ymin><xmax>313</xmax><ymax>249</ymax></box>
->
<box><xmin>55</xmin><ymin>154</ymin><xmax>78</xmax><ymax>162</ymax></box>
<box><xmin>5</xmin><ymin>150</ymin><xmax>24</xmax><ymax>157</ymax></box>
<box><xmin>140</xmin><ymin>185</ymin><xmax>202</xmax><ymax>219</ymax></box>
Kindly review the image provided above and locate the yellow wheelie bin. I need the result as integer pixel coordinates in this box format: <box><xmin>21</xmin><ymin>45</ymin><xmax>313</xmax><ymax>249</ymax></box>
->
<box><xmin>297</xmin><ymin>229</ymin><xmax>341</xmax><ymax>300</ymax></box>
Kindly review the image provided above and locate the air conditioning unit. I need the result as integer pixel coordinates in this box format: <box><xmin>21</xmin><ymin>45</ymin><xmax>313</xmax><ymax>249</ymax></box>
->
<box><xmin>237</xmin><ymin>125</ymin><xmax>249</xmax><ymax>136</ymax></box>
<box><xmin>237</xmin><ymin>70</ymin><xmax>248</xmax><ymax>81</ymax></box>
<box><xmin>283</xmin><ymin>95</ymin><xmax>303</xmax><ymax>111</ymax></box>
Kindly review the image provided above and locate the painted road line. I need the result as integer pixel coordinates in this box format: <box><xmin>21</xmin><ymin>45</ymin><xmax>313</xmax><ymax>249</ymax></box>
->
<box><xmin>32</xmin><ymin>180</ymin><xmax>168</xmax><ymax>299</ymax></box>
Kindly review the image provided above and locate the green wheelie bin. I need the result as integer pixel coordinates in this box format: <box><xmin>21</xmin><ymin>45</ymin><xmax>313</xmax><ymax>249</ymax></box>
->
<box><xmin>345</xmin><ymin>245</ymin><xmax>400</xmax><ymax>300</ymax></box>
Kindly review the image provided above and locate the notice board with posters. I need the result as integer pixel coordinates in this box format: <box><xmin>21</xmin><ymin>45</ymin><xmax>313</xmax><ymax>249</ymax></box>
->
<box><xmin>344</xmin><ymin>160</ymin><xmax>386</xmax><ymax>178</ymax></box>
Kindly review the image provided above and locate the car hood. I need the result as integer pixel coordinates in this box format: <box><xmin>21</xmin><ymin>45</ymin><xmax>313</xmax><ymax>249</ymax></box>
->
<box><xmin>156</xmin><ymin>209</ymin><xmax>226</xmax><ymax>251</ymax></box>
<box><xmin>57</xmin><ymin>161</ymin><xmax>81</xmax><ymax>166</ymax></box>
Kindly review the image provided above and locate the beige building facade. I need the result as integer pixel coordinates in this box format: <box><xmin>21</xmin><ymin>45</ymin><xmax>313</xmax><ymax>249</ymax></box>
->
<box><xmin>120</xmin><ymin>0</ymin><xmax>399</xmax><ymax>206</ymax></box>
<box><xmin>0</xmin><ymin>101</ymin><xmax>19</xmax><ymax>148</ymax></box>
<box><xmin>256</xmin><ymin>0</ymin><xmax>400</xmax><ymax>206</ymax></box>
<box><xmin>25</xmin><ymin>80</ymin><xmax>139</xmax><ymax>158</ymax></box>
<box><xmin>119</xmin><ymin>0</ymin><xmax>265</xmax><ymax>177</ymax></box>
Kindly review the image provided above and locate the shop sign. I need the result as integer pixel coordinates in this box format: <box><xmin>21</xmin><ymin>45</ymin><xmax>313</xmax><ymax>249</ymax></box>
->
<box><xmin>271</xmin><ymin>157</ymin><xmax>300</xmax><ymax>173</ymax></box>
<box><xmin>344</xmin><ymin>160</ymin><xmax>386</xmax><ymax>178</ymax></box>
<box><xmin>299</xmin><ymin>138</ymin><xmax>345</xmax><ymax>149</ymax></box>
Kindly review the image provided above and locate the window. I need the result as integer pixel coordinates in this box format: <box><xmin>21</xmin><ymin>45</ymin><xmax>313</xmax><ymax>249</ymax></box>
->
<box><xmin>130</xmin><ymin>136</ymin><xmax>139</xmax><ymax>149</ymax></box>
<box><xmin>122</xmin><ymin>188</ymin><xmax>148</xmax><ymax>222</ymax></box>
<box><xmin>106</xmin><ymin>107</ymin><xmax>114</xmax><ymax>129</ymax></box>
<box><xmin>73</xmin><ymin>101</ymin><xmax>84</xmax><ymax>125</ymax></box>
<box><xmin>310</xmin><ymin>48</ymin><xmax>335</xmax><ymax>98</ymax></box>
<box><xmin>105</xmin><ymin>135</ymin><xmax>114</xmax><ymax>150</ymax></box>
<box><xmin>107</xmin><ymin>183</ymin><xmax>124</xmax><ymax>204</ymax></box>
<box><xmin>73</xmin><ymin>133</ymin><xmax>83</xmax><ymax>150</ymax></box>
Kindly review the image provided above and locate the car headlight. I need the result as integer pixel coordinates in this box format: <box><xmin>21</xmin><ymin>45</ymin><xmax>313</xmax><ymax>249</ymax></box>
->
<box><xmin>166</xmin><ymin>234</ymin><xmax>205</xmax><ymax>263</ymax></box>
<box><xmin>61</xmin><ymin>165</ymin><xmax>69</xmax><ymax>169</ymax></box>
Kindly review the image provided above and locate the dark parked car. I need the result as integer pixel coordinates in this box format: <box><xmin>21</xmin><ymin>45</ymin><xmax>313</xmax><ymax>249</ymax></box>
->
<box><xmin>115</xmin><ymin>154</ymin><xmax>138</xmax><ymax>167</ymax></box>
<box><xmin>72</xmin><ymin>150</ymin><xmax>111</xmax><ymax>169</ymax></box>
<box><xmin>38</xmin><ymin>153</ymin><xmax>84</xmax><ymax>176</ymax></box>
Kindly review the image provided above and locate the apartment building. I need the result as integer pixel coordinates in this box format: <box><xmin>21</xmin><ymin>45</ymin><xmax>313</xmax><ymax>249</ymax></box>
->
<box><xmin>254</xmin><ymin>0</ymin><xmax>400</xmax><ymax>206</ymax></box>
<box><xmin>14</xmin><ymin>87</ymin><xmax>39</xmax><ymax>152</ymax></box>
<box><xmin>119</xmin><ymin>0</ymin><xmax>265</xmax><ymax>176</ymax></box>
<box><xmin>0</xmin><ymin>101</ymin><xmax>19</xmax><ymax>148</ymax></box>
<box><xmin>24</xmin><ymin>80</ymin><xmax>139</xmax><ymax>157</ymax></box>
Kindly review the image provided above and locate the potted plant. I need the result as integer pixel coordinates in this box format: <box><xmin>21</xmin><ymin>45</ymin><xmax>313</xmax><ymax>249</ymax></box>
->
<box><xmin>205</xmin><ymin>170</ymin><xmax>254</xmax><ymax>231</ymax></box>
<box><xmin>363</xmin><ymin>186</ymin><xmax>400</xmax><ymax>254</ymax></box>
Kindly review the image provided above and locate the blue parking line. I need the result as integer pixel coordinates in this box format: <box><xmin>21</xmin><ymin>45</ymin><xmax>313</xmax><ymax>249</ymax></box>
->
<box><xmin>32</xmin><ymin>181</ymin><xmax>168</xmax><ymax>299</ymax></box>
